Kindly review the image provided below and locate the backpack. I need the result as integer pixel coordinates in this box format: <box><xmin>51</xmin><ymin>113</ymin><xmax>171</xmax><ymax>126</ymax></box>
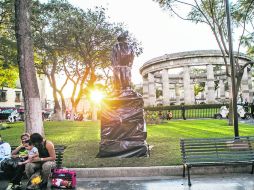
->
<box><xmin>51</xmin><ymin>168</ymin><xmax>76</xmax><ymax>189</ymax></box>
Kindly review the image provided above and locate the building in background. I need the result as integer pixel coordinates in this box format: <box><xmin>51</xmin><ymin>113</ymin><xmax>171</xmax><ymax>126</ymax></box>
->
<box><xmin>0</xmin><ymin>75</ymin><xmax>47</xmax><ymax>109</ymax></box>
<box><xmin>140</xmin><ymin>50</ymin><xmax>253</xmax><ymax>107</ymax></box>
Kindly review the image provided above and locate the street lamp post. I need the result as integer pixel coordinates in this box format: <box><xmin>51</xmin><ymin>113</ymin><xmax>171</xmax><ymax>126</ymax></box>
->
<box><xmin>224</xmin><ymin>0</ymin><xmax>239</xmax><ymax>138</ymax></box>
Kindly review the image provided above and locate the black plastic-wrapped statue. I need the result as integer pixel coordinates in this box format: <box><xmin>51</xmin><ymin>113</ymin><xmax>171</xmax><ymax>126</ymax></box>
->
<box><xmin>97</xmin><ymin>33</ymin><xmax>148</xmax><ymax>158</ymax></box>
<box><xmin>111</xmin><ymin>32</ymin><xmax>134</xmax><ymax>91</ymax></box>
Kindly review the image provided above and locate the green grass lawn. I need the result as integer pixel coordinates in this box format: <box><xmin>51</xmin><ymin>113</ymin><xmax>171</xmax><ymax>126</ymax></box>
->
<box><xmin>1</xmin><ymin>119</ymin><xmax>254</xmax><ymax>168</ymax></box>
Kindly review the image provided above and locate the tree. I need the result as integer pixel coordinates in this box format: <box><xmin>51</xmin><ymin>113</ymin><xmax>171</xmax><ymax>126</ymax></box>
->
<box><xmin>61</xmin><ymin>7</ymin><xmax>142</xmax><ymax>118</ymax></box>
<box><xmin>32</xmin><ymin>1</ymin><xmax>142</xmax><ymax>121</ymax></box>
<box><xmin>154</xmin><ymin>0</ymin><xmax>254</xmax><ymax>125</ymax></box>
<box><xmin>32</xmin><ymin>0</ymin><xmax>76</xmax><ymax>120</ymax></box>
<box><xmin>15</xmin><ymin>0</ymin><xmax>43</xmax><ymax>134</ymax></box>
<box><xmin>234</xmin><ymin>0</ymin><xmax>254</xmax><ymax>59</ymax></box>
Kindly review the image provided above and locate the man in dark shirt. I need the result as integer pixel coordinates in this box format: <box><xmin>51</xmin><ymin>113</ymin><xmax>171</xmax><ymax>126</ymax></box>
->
<box><xmin>181</xmin><ymin>104</ymin><xmax>186</xmax><ymax>120</ymax></box>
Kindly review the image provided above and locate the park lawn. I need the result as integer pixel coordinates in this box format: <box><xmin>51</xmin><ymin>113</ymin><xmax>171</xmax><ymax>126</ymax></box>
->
<box><xmin>1</xmin><ymin>119</ymin><xmax>254</xmax><ymax>168</ymax></box>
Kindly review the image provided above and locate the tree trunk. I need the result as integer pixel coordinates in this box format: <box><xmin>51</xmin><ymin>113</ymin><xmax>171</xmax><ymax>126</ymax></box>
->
<box><xmin>70</xmin><ymin>105</ymin><xmax>77</xmax><ymax>121</ymax></box>
<box><xmin>15</xmin><ymin>0</ymin><xmax>43</xmax><ymax>135</ymax></box>
<box><xmin>58</xmin><ymin>91</ymin><xmax>66</xmax><ymax>119</ymax></box>
<box><xmin>227</xmin><ymin>78</ymin><xmax>233</xmax><ymax>126</ymax></box>
<box><xmin>228</xmin><ymin>99</ymin><xmax>233</xmax><ymax>126</ymax></box>
<box><xmin>51</xmin><ymin>76</ymin><xmax>63</xmax><ymax>121</ymax></box>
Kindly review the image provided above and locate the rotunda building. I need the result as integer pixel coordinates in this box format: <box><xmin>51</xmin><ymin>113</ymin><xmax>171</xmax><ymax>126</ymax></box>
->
<box><xmin>139</xmin><ymin>50</ymin><xmax>253</xmax><ymax>107</ymax></box>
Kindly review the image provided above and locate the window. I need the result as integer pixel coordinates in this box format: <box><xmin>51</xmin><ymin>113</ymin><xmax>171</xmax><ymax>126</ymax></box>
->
<box><xmin>0</xmin><ymin>90</ymin><xmax>7</xmax><ymax>102</ymax></box>
<box><xmin>15</xmin><ymin>91</ymin><xmax>21</xmax><ymax>102</ymax></box>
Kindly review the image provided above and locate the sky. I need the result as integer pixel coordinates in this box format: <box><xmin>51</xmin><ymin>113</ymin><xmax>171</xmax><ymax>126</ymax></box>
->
<box><xmin>41</xmin><ymin>0</ymin><xmax>220</xmax><ymax>85</ymax></box>
<box><xmin>66</xmin><ymin>0</ymin><xmax>220</xmax><ymax>84</ymax></box>
<box><xmin>40</xmin><ymin>0</ymin><xmax>227</xmax><ymax>99</ymax></box>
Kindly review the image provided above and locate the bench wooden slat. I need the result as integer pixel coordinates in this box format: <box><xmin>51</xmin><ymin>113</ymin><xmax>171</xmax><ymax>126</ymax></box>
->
<box><xmin>182</xmin><ymin>136</ymin><xmax>254</xmax><ymax>141</ymax></box>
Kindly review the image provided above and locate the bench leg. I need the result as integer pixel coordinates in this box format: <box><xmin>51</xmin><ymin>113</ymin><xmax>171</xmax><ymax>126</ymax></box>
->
<box><xmin>183</xmin><ymin>165</ymin><xmax>186</xmax><ymax>177</ymax></box>
<box><xmin>251</xmin><ymin>163</ymin><xmax>254</xmax><ymax>174</ymax></box>
<box><xmin>187</xmin><ymin>166</ymin><xmax>191</xmax><ymax>186</ymax></box>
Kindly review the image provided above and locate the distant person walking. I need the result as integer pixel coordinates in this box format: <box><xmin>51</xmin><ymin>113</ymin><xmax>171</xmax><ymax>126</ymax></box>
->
<box><xmin>166</xmin><ymin>110</ymin><xmax>173</xmax><ymax>120</ymax></box>
<box><xmin>243</xmin><ymin>99</ymin><xmax>249</xmax><ymax>112</ymax></box>
<box><xmin>251</xmin><ymin>100</ymin><xmax>254</xmax><ymax>118</ymax></box>
<box><xmin>181</xmin><ymin>104</ymin><xmax>186</xmax><ymax>120</ymax></box>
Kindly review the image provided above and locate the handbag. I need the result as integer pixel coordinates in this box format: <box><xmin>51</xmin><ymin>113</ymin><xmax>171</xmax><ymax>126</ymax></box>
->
<box><xmin>51</xmin><ymin>168</ymin><xmax>76</xmax><ymax>189</ymax></box>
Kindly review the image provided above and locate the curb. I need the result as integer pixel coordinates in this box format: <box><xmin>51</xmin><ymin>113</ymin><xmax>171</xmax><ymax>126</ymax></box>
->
<box><xmin>73</xmin><ymin>165</ymin><xmax>252</xmax><ymax>178</ymax></box>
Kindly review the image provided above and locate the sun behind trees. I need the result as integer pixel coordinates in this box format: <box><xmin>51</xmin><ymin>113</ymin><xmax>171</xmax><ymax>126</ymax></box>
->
<box><xmin>33</xmin><ymin>0</ymin><xmax>143</xmax><ymax>121</ymax></box>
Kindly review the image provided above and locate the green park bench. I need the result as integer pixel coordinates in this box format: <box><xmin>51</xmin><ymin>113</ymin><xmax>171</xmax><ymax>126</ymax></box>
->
<box><xmin>180</xmin><ymin>136</ymin><xmax>254</xmax><ymax>186</ymax></box>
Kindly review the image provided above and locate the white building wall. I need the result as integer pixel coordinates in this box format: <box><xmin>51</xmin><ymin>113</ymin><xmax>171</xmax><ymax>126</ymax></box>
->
<box><xmin>0</xmin><ymin>87</ymin><xmax>23</xmax><ymax>108</ymax></box>
<box><xmin>0</xmin><ymin>75</ymin><xmax>47</xmax><ymax>108</ymax></box>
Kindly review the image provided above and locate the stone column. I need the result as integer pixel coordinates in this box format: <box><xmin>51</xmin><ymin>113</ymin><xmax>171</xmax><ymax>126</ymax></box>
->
<box><xmin>142</xmin><ymin>76</ymin><xmax>149</xmax><ymax>107</ymax></box>
<box><xmin>219</xmin><ymin>79</ymin><xmax>225</xmax><ymax>102</ymax></box>
<box><xmin>241</xmin><ymin>67</ymin><xmax>250</xmax><ymax>102</ymax></box>
<box><xmin>162</xmin><ymin>69</ymin><xmax>170</xmax><ymax>106</ymax></box>
<box><xmin>248</xmin><ymin>69</ymin><xmax>253</xmax><ymax>102</ymax></box>
<box><xmin>148</xmin><ymin>72</ymin><xmax>156</xmax><ymax>106</ymax></box>
<box><xmin>175</xmin><ymin>83</ymin><xmax>180</xmax><ymax>105</ymax></box>
<box><xmin>206</xmin><ymin>64</ymin><xmax>215</xmax><ymax>104</ymax></box>
<box><xmin>190</xmin><ymin>83</ymin><xmax>195</xmax><ymax>104</ymax></box>
<box><xmin>183</xmin><ymin>66</ymin><xmax>192</xmax><ymax>104</ymax></box>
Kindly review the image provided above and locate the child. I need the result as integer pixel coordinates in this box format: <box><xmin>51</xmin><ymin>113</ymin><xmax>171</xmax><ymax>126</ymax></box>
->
<box><xmin>18</xmin><ymin>140</ymin><xmax>39</xmax><ymax>165</ymax></box>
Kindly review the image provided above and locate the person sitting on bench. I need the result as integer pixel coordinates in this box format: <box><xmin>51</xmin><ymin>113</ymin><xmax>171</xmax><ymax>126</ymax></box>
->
<box><xmin>6</xmin><ymin>133</ymin><xmax>30</xmax><ymax>190</ymax></box>
<box><xmin>25</xmin><ymin>133</ymin><xmax>56</xmax><ymax>189</ymax></box>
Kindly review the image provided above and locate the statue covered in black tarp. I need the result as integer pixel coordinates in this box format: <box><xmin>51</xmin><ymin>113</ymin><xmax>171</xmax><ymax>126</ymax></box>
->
<box><xmin>97</xmin><ymin>32</ymin><xmax>148</xmax><ymax>158</ymax></box>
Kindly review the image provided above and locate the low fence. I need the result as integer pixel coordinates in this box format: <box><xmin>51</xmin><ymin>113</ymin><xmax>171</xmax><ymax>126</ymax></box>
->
<box><xmin>144</xmin><ymin>104</ymin><xmax>226</xmax><ymax>120</ymax></box>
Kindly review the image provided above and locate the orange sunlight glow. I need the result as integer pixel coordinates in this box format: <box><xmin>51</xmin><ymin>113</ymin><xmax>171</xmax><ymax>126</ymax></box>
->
<box><xmin>89</xmin><ymin>89</ymin><xmax>105</xmax><ymax>104</ymax></box>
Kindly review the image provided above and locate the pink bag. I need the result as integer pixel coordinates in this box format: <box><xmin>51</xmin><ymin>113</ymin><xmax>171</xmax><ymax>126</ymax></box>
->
<box><xmin>51</xmin><ymin>168</ymin><xmax>76</xmax><ymax>189</ymax></box>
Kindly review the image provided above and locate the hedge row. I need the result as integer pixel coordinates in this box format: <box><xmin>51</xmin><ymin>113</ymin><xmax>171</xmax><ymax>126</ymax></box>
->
<box><xmin>144</xmin><ymin>104</ymin><xmax>228</xmax><ymax>111</ymax></box>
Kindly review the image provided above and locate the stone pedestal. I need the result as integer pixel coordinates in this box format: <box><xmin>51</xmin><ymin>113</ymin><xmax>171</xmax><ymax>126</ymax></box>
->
<box><xmin>97</xmin><ymin>90</ymin><xmax>148</xmax><ymax>158</ymax></box>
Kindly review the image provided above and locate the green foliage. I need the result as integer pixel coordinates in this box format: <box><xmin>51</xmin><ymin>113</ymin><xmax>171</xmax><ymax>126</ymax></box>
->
<box><xmin>0</xmin><ymin>35</ymin><xmax>18</xmax><ymax>88</ymax></box>
<box><xmin>0</xmin><ymin>0</ymin><xmax>18</xmax><ymax>88</ymax></box>
<box><xmin>233</xmin><ymin>0</ymin><xmax>254</xmax><ymax>58</ymax></box>
<box><xmin>194</xmin><ymin>82</ymin><xmax>205</xmax><ymax>96</ymax></box>
<box><xmin>0</xmin><ymin>63</ymin><xmax>18</xmax><ymax>88</ymax></box>
<box><xmin>145</xmin><ymin>103</ymin><xmax>225</xmax><ymax>111</ymax></box>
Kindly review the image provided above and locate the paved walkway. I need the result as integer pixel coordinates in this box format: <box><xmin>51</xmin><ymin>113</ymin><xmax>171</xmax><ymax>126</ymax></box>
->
<box><xmin>1</xmin><ymin>174</ymin><xmax>254</xmax><ymax>190</ymax></box>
